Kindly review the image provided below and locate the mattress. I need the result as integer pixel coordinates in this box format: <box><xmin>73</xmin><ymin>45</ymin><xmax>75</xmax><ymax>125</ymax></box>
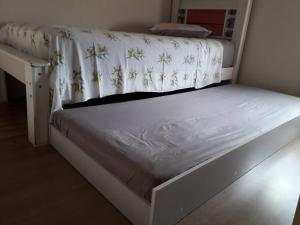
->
<box><xmin>216</xmin><ymin>38</ymin><xmax>234</xmax><ymax>68</ymax></box>
<box><xmin>52</xmin><ymin>85</ymin><xmax>300</xmax><ymax>202</ymax></box>
<box><xmin>0</xmin><ymin>23</ymin><xmax>234</xmax><ymax>68</ymax></box>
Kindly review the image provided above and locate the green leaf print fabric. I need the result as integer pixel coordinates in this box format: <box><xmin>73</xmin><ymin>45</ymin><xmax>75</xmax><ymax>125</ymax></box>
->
<box><xmin>0</xmin><ymin>23</ymin><xmax>223</xmax><ymax>115</ymax></box>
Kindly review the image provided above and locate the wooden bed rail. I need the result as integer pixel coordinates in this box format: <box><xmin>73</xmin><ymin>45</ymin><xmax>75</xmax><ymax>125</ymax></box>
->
<box><xmin>0</xmin><ymin>44</ymin><xmax>49</xmax><ymax>146</ymax></box>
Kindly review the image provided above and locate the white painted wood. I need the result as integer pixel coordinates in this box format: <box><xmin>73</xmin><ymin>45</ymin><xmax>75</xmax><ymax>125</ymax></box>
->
<box><xmin>150</xmin><ymin>116</ymin><xmax>300</xmax><ymax>225</ymax></box>
<box><xmin>171</xmin><ymin>0</ymin><xmax>181</xmax><ymax>23</ymax></box>
<box><xmin>221</xmin><ymin>67</ymin><xmax>233</xmax><ymax>80</ymax></box>
<box><xmin>0</xmin><ymin>44</ymin><xmax>49</xmax><ymax>146</ymax></box>
<box><xmin>25</xmin><ymin>65</ymin><xmax>49</xmax><ymax>146</ymax></box>
<box><xmin>50</xmin><ymin>126</ymin><xmax>151</xmax><ymax>225</ymax></box>
<box><xmin>0</xmin><ymin>44</ymin><xmax>48</xmax><ymax>84</ymax></box>
<box><xmin>232</xmin><ymin>0</ymin><xmax>253</xmax><ymax>83</ymax></box>
<box><xmin>0</xmin><ymin>44</ymin><xmax>49</xmax><ymax>67</ymax></box>
<box><xmin>0</xmin><ymin>69</ymin><xmax>7</xmax><ymax>102</ymax></box>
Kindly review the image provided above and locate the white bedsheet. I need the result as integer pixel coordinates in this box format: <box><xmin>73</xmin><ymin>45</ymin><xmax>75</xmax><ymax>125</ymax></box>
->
<box><xmin>0</xmin><ymin>23</ymin><xmax>224</xmax><ymax>113</ymax></box>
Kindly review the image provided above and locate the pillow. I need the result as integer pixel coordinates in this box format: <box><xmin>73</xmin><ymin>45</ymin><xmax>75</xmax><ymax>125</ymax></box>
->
<box><xmin>149</xmin><ymin>23</ymin><xmax>212</xmax><ymax>38</ymax></box>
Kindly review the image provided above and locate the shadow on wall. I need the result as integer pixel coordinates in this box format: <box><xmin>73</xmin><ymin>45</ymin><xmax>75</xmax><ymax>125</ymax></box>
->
<box><xmin>5</xmin><ymin>74</ymin><xmax>26</xmax><ymax>101</ymax></box>
<box><xmin>111</xmin><ymin>23</ymin><xmax>152</xmax><ymax>33</ymax></box>
<box><xmin>160</xmin><ymin>0</ymin><xmax>173</xmax><ymax>22</ymax></box>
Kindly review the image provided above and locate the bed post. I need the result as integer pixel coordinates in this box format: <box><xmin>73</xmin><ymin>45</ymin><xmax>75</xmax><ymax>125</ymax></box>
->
<box><xmin>0</xmin><ymin>69</ymin><xmax>7</xmax><ymax>102</ymax></box>
<box><xmin>25</xmin><ymin>64</ymin><xmax>49</xmax><ymax>146</ymax></box>
<box><xmin>0</xmin><ymin>44</ymin><xmax>50</xmax><ymax>146</ymax></box>
<box><xmin>232</xmin><ymin>0</ymin><xmax>253</xmax><ymax>83</ymax></box>
<box><xmin>171</xmin><ymin>0</ymin><xmax>182</xmax><ymax>22</ymax></box>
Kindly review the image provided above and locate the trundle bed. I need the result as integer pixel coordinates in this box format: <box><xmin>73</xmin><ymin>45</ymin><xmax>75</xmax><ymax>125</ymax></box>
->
<box><xmin>2</xmin><ymin>0</ymin><xmax>300</xmax><ymax>225</ymax></box>
<box><xmin>51</xmin><ymin>85</ymin><xmax>300</xmax><ymax>225</ymax></box>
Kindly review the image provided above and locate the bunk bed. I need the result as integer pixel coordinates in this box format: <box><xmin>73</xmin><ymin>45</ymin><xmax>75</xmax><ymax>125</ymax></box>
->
<box><xmin>0</xmin><ymin>0</ymin><xmax>252</xmax><ymax>146</ymax></box>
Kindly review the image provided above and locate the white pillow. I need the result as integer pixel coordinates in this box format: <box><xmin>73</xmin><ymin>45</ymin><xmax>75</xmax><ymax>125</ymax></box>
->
<box><xmin>149</xmin><ymin>23</ymin><xmax>212</xmax><ymax>38</ymax></box>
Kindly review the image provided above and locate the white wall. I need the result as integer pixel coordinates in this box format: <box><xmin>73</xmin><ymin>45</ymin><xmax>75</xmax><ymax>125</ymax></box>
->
<box><xmin>0</xmin><ymin>0</ymin><xmax>171</xmax><ymax>32</ymax></box>
<box><xmin>239</xmin><ymin>0</ymin><xmax>300</xmax><ymax>96</ymax></box>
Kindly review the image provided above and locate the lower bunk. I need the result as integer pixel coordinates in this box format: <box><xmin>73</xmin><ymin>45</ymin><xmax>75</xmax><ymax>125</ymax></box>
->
<box><xmin>50</xmin><ymin>85</ymin><xmax>300</xmax><ymax>225</ymax></box>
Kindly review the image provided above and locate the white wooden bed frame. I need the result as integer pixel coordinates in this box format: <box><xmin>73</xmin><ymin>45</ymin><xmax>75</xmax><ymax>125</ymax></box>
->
<box><xmin>4</xmin><ymin>1</ymin><xmax>298</xmax><ymax>225</ymax></box>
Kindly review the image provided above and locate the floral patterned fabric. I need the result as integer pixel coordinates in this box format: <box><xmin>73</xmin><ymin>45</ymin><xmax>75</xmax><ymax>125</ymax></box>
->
<box><xmin>0</xmin><ymin>23</ymin><xmax>223</xmax><ymax>114</ymax></box>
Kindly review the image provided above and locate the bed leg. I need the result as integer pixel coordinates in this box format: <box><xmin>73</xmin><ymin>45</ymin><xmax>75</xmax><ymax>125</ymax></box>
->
<box><xmin>25</xmin><ymin>65</ymin><xmax>49</xmax><ymax>146</ymax></box>
<box><xmin>0</xmin><ymin>69</ymin><xmax>7</xmax><ymax>103</ymax></box>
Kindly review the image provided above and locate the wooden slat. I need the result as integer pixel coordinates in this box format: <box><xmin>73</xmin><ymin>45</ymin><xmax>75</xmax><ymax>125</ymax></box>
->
<box><xmin>222</xmin><ymin>67</ymin><xmax>234</xmax><ymax>80</ymax></box>
<box><xmin>0</xmin><ymin>44</ymin><xmax>49</xmax><ymax>84</ymax></box>
<box><xmin>0</xmin><ymin>44</ymin><xmax>49</xmax><ymax>67</ymax></box>
<box><xmin>0</xmin><ymin>49</ymin><xmax>26</xmax><ymax>84</ymax></box>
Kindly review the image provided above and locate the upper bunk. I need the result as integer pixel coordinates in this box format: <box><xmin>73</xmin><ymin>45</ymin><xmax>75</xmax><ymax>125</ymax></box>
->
<box><xmin>0</xmin><ymin>0</ymin><xmax>253</xmax><ymax>146</ymax></box>
<box><xmin>0</xmin><ymin>23</ymin><xmax>231</xmax><ymax>114</ymax></box>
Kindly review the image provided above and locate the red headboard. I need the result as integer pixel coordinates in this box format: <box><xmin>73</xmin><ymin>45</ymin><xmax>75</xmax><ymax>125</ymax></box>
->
<box><xmin>186</xmin><ymin>9</ymin><xmax>226</xmax><ymax>36</ymax></box>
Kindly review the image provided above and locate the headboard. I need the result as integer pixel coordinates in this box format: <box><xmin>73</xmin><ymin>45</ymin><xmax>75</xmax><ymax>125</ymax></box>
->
<box><xmin>171</xmin><ymin>0</ymin><xmax>253</xmax><ymax>83</ymax></box>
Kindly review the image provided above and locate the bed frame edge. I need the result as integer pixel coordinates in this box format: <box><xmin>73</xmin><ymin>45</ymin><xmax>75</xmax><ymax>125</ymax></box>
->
<box><xmin>232</xmin><ymin>0</ymin><xmax>253</xmax><ymax>83</ymax></box>
<box><xmin>150</xmin><ymin>116</ymin><xmax>300</xmax><ymax>225</ymax></box>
